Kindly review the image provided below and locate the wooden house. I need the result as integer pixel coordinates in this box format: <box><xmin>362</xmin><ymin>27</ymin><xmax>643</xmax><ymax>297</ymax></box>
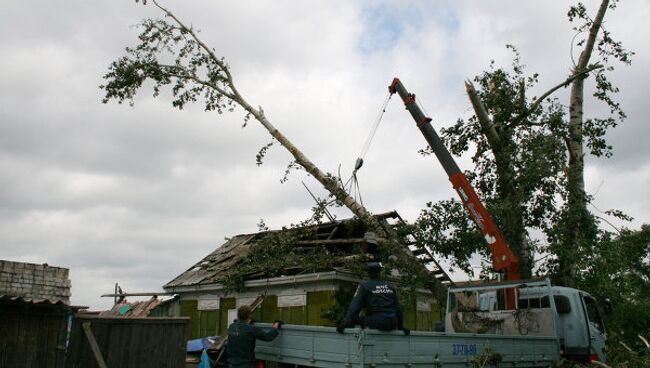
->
<box><xmin>162</xmin><ymin>211</ymin><xmax>452</xmax><ymax>339</ymax></box>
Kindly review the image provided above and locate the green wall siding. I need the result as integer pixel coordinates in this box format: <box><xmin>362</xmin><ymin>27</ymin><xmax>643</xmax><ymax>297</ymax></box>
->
<box><xmin>179</xmin><ymin>288</ymin><xmax>443</xmax><ymax>339</ymax></box>
<box><xmin>278</xmin><ymin>306</ymin><xmax>306</xmax><ymax>324</ymax></box>
<box><xmin>402</xmin><ymin>300</ymin><xmax>416</xmax><ymax>330</ymax></box>
<box><xmin>257</xmin><ymin>295</ymin><xmax>278</xmax><ymax>323</ymax></box>
<box><xmin>219</xmin><ymin>298</ymin><xmax>236</xmax><ymax>335</ymax></box>
<box><xmin>307</xmin><ymin>290</ymin><xmax>335</xmax><ymax>326</ymax></box>
<box><xmin>180</xmin><ymin>300</ymin><xmax>199</xmax><ymax>339</ymax></box>
<box><xmin>416</xmin><ymin>310</ymin><xmax>432</xmax><ymax>331</ymax></box>
<box><xmin>432</xmin><ymin>300</ymin><xmax>443</xmax><ymax>322</ymax></box>
<box><xmin>199</xmin><ymin>310</ymin><xmax>219</xmax><ymax>337</ymax></box>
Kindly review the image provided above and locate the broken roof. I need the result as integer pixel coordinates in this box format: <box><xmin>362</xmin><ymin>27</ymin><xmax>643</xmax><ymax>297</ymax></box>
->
<box><xmin>164</xmin><ymin>211</ymin><xmax>407</xmax><ymax>290</ymax></box>
<box><xmin>98</xmin><ymin>297</ymin><xmax>163</xmax><ymax>317</ymax></box>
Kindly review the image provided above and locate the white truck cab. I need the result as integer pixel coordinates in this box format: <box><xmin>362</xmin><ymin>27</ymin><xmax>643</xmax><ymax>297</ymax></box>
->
<box><xmin>446</xmin><ymin>279</ymin><xmax>607</xmax><ymax>363</ymax></box>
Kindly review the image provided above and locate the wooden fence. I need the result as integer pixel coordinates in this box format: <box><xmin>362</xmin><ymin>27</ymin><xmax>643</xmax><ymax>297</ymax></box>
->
<box><xmin>65</xmin><ymin>315</ymin><xmax>189</xmax><ymax>368</ymax></box>
<box><xmin>0</xmin><ymin>302</ymin><xmax>69</xmax><ymax>368</ymax></box>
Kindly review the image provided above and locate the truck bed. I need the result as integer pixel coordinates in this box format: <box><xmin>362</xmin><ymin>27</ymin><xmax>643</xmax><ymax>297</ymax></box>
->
<box><xmin>255</xmin><ymin>324</ymin><xmax>561</xmax><ymax>367</ymax></box>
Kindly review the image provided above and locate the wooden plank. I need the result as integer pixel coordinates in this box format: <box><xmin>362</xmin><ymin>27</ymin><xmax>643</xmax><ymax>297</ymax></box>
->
<box><xmin>106</xmin><ymin>317</ymin><xmax>121</xmax><ymax>367</ymax></box>
<box><xmin>82</xmin><ymin>322</ymin><xmax>108</xmax><ymax>368</ymax></box>
<box><xmin>126</xmin><ymin>321</ymin><xmax>138</xmax><ymax>368</ymax></box>
<box><xmin>43</xmin><ymin>314</ymin><xmax>55</xmax><ymax>366</ymax></box>
<box><xmin>40</xmin><ymin>313</ymin><xmax>54</xmax><ymax>367</ymax></box>
<box><xmin>296</xmin><ymin>238</ymin><xmax>366</xmax><ymax>246</ymax></box>
<box><xmin>24</xmin><ymin>310</ymin><xmax>36</xmax><ymax>364</ymax></box>
<box><xmin>326</xmin><ymin>224</ymin><xmax>340</xmax><ymax>240</ymax></box>
<box><xmin>411</xmin><ymin>248</ymin><xmax>428</xmax><ymax>257</ymax></box>
<box><xmin>176</xmin><ymin>319</ymin><xmax>190</xmax><ymax>367</ymax></box>
<box><xmin>13</xmin><ymin>306</ymin><xmax>27</xmax><ymax>368</ymax></box>
<box><xmin>148</xmin><ymin>322</ymin><xmax>161</xmax><ymax>366</ymax></box>
<box><xmin>100</xmin><ymin>291</ymin><xmax>174</xmax><ymax>297</ymax></box>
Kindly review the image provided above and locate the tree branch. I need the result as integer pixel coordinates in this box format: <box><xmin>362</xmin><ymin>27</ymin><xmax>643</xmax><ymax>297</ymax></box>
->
<box><xmin>465</xmin><ymin>80</ymin><xmax>500</xmax><ymax>147</ymax></box>
<box><xmin>532</xmin><ymin>64</ymin><xmax>602</xmax><ymax>113</ymax></box>
<box><xmin>510</xmin><ymin>63</ymin><xmax>603</xmax><ymax>127</ymax></box>
<box><xmin>158</xmin><ymin>64</ymin><xmax>236</xmax><ymax>100</ymax></box>
<box><xmin>153</xmin><ymin>1</ymin><xmax>260</xmax><ymax>118</ymax></box>
<box><xmin>578</xmin><ymin>0</ymin><xmax>609</xmax><ymax>71</ymax></box>
<box><xmin>152</xmin><ymin>0</ymin><xmax>234</xmax><ymax>83</ymax></box>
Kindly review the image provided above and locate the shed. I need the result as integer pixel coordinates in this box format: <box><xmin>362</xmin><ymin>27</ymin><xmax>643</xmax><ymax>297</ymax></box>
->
<box><xmin>0</xmin><ymin>260</ymin><xmax>83</xmax><ymax>367</ymax></box>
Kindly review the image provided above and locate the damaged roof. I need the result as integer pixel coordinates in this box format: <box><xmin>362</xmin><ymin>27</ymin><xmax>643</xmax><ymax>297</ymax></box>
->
<box><xmin>98</xmin><ymin>297</ymin><xmax>163</xmax><ymax>317</ymax></box>
<box><xmin>164</xmin><ymin>211</ymin><xmax>406</xmax><ymax>290</ymax></box>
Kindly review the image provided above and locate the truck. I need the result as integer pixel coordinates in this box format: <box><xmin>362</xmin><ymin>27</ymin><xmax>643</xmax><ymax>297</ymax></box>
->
<box><xmin>253</xmin><ymin>277</ymin><xmax>606</xmax><ymax>367</ymax></box>
<box><xmin>248</xmin><ymin>78</ymin><xmax>608</xmax><ymax>367</ymax></box>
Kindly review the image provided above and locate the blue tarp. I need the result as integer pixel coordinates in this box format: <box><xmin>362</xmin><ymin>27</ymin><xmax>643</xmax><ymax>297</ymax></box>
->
<box><xmin>186</xmin><ymin>336</ymin><xmax>219</xmax><ymax>353</ymax></box>
<box><xmin>198</xmin><ymin>349</ymin><xmax>211</xmax><ymax>368</ymax></box>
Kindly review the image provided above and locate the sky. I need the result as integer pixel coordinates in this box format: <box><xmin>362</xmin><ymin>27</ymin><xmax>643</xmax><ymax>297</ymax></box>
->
<box><xmin>1</xmin><ymin>0</ymin><xmax>648</xmax><ymax>310</ymax></box>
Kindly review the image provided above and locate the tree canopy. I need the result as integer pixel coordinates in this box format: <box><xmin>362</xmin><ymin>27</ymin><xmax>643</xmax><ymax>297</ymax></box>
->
<box><xmin>412</xmin><ymin>0</ymin><xmax>634</xmax><ymax>285</ymax></box>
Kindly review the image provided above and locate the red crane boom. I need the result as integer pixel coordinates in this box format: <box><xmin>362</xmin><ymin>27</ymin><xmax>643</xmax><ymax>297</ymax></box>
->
<box><xmin>388</xmin><ymin>77</ymin><xmax>520</xmax><ymax>281</ymax></box>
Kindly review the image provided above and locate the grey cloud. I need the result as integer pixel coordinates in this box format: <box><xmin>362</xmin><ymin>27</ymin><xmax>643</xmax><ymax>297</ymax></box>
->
<box><xmin>1</xmin><ymin>0</ymin><xmax>648</xmax><ymax>309</ymax></box>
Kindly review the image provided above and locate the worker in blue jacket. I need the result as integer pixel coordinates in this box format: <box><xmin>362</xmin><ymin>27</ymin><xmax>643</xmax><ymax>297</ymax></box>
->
<box><xmin>227</xmin><ymin>305</ymin><xmax>282</xmax><ymax>368</ymax></box>
<box><xmin>338</xmin><ymin>262</ymin><xmax>410</xmax><ymax>335</ymax></box>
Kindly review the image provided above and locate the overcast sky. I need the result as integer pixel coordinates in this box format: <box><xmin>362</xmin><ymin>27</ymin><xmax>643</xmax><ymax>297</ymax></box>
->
<box><xmin>1</xmin><ymin>0</ymin><xmax>648</xmax><ymax>310</ymax></box>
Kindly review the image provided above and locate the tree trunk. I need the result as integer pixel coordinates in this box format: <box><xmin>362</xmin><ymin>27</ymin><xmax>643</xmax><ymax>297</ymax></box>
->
<box><xmin>563</xmin><ymin>0</ymin><xmax>609</xmax><ymax>287</ymax></box>
<box><xmin>239</xmin><ymin>100</ymin><xmax>381</xmax><ymax>230</ymax></box>
<box><xmin>236</xmin><ymin>81</ymin><xmax>450</xmax><ymax>303</ymax></box>
<box><xmin>466</xmin><ymin>82</ymin><xmax>532</xmax><ymax>278</ymax></box>
<box><xmin>149</xmin><ymin>0</ymin><xmax>448</xmax><ymax>301</ymax></box>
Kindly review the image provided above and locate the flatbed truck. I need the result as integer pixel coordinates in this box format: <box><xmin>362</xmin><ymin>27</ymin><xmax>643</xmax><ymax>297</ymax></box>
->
<box><xmin>247</xmin><ymin>78</ymin><xmax>608</xmax><ymax>367</ymax></box>
<box><xmin>254</xmin><ymin>278</ymin><xmax>605</xmax><ymax>367</ymax></box>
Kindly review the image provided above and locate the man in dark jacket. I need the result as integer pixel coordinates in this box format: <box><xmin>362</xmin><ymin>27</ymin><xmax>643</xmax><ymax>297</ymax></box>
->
<box><xmin>226</xmin><ymin>305</ymin><xmax>281</xmax><ymax>368</ymax></box>
<box><xmin>338</xmin><ymin>262</ymin><xmax>409</xmax><ymax>335</ymax></box>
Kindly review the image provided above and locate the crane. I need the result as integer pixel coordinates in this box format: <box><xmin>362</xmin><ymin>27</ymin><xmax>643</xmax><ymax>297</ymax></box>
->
<box><xmin>388</xmin><ymin>77</ymin><xmax>520</xmax><ymax>282</ymax></box>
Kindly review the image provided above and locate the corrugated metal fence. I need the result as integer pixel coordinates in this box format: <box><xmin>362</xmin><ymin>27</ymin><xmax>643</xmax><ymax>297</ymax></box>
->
<box><xmin>65</xmin><ymin>315</ymin><xmax>189</xmax><ymax>368</ymax></box>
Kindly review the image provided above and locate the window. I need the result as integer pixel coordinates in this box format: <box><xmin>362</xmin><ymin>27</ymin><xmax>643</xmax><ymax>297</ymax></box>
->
<box><xmin>583</xmin><ymin>295</ymin><xmax>605</xmax><ymax>333</ymax></box>
<box><xmin>518</xmin><ymin>295</ymin><xmax>571</xmax><ymax>313</ymax></box>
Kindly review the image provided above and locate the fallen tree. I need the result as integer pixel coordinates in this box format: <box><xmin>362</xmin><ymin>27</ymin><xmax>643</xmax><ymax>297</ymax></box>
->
<box><xmin>101</xmin><ymin>0</ymin><xmax>447</xmax><ymax>302</ymax></box>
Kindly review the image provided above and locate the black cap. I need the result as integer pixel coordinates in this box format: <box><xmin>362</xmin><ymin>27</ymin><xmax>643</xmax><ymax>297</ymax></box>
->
<box><xmin>367</xmin><ymin>262</ymin><xmax>383</xmax><ymax>277</ymax></box>
<box><xmin>367</xmin><ymin>261</ymin><xmax>382</xmax><ymax>270</ymax></box>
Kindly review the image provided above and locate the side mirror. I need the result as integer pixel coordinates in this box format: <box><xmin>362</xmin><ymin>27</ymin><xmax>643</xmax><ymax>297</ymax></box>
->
<box><xmin>603</xmin><ymin>298</ymin><xmax>613</xmax><ymax>315</ymax></box>
<box><xmin>434</xmin><ymin>320</ymin><xmax>445</xmax><ymax>332</ymax></box>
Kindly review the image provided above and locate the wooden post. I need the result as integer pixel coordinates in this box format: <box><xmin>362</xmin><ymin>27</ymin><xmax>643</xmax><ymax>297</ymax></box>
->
<box><xmin>82</xmin><ymin>322</ymin><xmax>108</xmax><ymax>368</ymax></box>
